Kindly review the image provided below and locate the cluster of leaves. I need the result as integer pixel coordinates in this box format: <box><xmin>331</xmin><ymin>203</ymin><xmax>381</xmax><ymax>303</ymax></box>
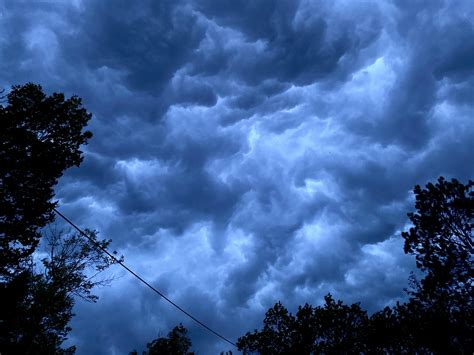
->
<box><xmin>0</xmin><ymin>229</ymin><xmax>121</xmax><ymax>354</ymax></box>
<box><xmin>400</xmin><ymin>177</ymin><xmax>473</xmax><ymax>353</ymax></box>
<box><xmin>0</xmin><ymin>83</ymin><xmax>120</xmax><ymax>354</ymax></box>
<box><xmin>236</xmin><ymin>177</ymin><xmax>473</xmax><ymax>354</ymax></box>
<box><xmin>403</xmin><ymin>178</ymin><xmax>473</xmax><ymax>306</ymax></box>
<box><xmin>237</xmin><ymin>296</ymin><xmax>369</xmax><ymax>354</ymax></box>
<box><xmin>0</xmin><ymin>83</ymin><xmax>92</xmax><ymax>275</ymax></box>
<box><xmin>130</xmin><ymin>324</ymin><xmax>193</xmax><ymax>355</ymax></box>
<box><xmin>41</xmin><ymin>227</ymin><xmax>122</xmax><ymax>303</ymax></box>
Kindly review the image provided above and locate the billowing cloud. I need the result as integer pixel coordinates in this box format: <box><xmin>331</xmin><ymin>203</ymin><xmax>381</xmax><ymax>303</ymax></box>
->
<box><xmin>1</xmin><ymin>0</ymin><xmax>473</xmax><ymax>353</ymax></box>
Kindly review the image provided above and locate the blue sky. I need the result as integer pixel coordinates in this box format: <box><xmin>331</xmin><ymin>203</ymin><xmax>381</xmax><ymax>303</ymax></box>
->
<box><xmin>1</xmin><ymin>0</ymin><xmax>473</xmax><ymax>353</ymax></box>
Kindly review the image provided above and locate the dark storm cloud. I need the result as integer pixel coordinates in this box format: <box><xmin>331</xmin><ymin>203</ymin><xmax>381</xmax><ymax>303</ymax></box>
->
<box><xmin>350</xmin><ymin>0</ymin><xmax>474</xmax><ymax>149</ymax></box>
<box><xmin>171</xmin><ymin>74</ymin><xmax>218</xmax><ymax>107</ymax></box>
<box><xmin>2</xmin><ymin>0</ymin><xmax>474</xmax><ymax>353</ymax></box>
<box><xmin>192</xmin><ymin>0</ymin><xmax>383</xmax><ymax>86</ymax></box>
<box><xmin>60</xmin><ymin>0</ymin><xmax>205</xmax><ymax>94</ymax></box>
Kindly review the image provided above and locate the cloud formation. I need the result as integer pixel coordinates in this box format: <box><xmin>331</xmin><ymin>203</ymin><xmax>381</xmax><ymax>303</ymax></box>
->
<box><xmin>1</xmin><ymin>0</ymin><xmax>473</xmax><ymax>353</ymax></box>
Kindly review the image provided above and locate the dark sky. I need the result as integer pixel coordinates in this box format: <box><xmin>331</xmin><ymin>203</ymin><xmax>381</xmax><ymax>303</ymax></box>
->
<box><xmin>2</xmin><ymin>0</ymin><xmax>474</xmax><ymax>353</ymax></box>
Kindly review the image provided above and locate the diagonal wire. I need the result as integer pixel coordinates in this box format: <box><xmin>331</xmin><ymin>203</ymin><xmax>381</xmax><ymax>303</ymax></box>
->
<box><xmin>53</xmin><ymin>207</ymin><xmax>238</xmax><ymax>349</ymax></box>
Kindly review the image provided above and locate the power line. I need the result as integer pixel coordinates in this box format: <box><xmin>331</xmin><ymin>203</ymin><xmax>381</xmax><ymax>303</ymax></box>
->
<box><xmin>53</xmin><ymin>207</ymin><xmax>238</xmax><ymax>349</ymax></box>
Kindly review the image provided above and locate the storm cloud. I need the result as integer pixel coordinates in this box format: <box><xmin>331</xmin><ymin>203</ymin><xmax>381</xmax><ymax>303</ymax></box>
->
<box><xmin>1</xmin><ymin>0</ymin><xmax>473</xmax><ymax>353</ymax></box>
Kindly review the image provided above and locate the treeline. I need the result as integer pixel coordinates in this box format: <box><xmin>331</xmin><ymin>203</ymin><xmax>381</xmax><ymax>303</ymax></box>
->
<box><xmin>0</xmin><ymin>84</ymin><xmax>472</xmax><ymax>354</ymax></box>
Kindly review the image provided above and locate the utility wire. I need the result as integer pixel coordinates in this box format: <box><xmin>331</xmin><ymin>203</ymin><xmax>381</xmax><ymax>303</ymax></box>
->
<box><xmin>53</xmin><ymin>207</ymin><xmax>238</xmax><ymax>349</ymax></box>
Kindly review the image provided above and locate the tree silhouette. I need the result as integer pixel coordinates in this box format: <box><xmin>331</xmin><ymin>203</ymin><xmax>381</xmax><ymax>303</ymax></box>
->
<box><xmin>237</xmin><ymin>302</ymin><xmax>296</xmax><ymax>354</ymax></box>
<box><xmin>237</xmin><ymin>295</ymin><xmax>369</xmax><ymax>354</ymax></box>
<box><xmin>402</xmin><ymin>177</ymin><xmax>473</xmax><ymax>304</ymax></box>
<box><xmin>400</xmin><ymin>177</ymin><xmax>473</xmax><ymax>353</ymax></box>
<box><xmin>130</xmin><ymin>324</ymin><xmax>193</xmax><ymax>355</ymax></box>
<box><xmin>0</xmin><ymin>83</ymin><xmax>120</xmax><ymax>354</ymax></box>
<box><xmin>0</xmin><ymin>228</ymin><xmax>120</xmax><ymax>354</ymax></box>
<box><xmin>0</xmin><ymin>83</ymin><xmax>92</xmax><ymax>276</ymax></box>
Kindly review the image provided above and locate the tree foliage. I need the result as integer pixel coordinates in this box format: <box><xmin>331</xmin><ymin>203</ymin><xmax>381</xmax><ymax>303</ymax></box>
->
<box><xmin>402</xmin><ymin>177</ymin><xmax>473</xmax><ymax>303</ymax></box>
<box><xmin>0</xmin><ymin>83</ymin><xmax>92</xmax><ymax>275</ymax></box>
<box><xmin>0</xmin><ymin>83</ymin><xmax>120</xmax><ymax>354</ymax></box>
<box><xmin>0</xmin><ymin>228</ymin><xmax>120</xmax><ymax>354</ymax></box>
<box><xmin>400</xmin><ymin>177</ymin><xmax>473</xmax><ymax>353</ymax></box>
<box><xmin>130</xmin><ymin>324</ymin><xmax>193</xmax><ymax>355</ymax></box>
<box><xmin>237</xmin><ymin>295</ymin><xmax>369</xmax><ymax>354</ymax></box>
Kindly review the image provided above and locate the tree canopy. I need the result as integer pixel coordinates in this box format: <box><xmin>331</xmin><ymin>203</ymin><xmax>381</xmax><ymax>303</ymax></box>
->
<box><xmin>400</xmin><ymin>177</ymin><xmax>473</xmax><ymax>353</ymax></box>
<box><xmin>0</xmin><ymin>83</ymin><xmax>119</xmax><ymax>354</ymax></box>
<box><xmin>237</xmin><ymin>295</ymin><xmax>369</xmax><ymax>354</ymax></box>
<box><xmin>402</xmin><ymin>177</ymin><xmax>473</xmax><ymax>304</ymax></box>
<box><xmin>0</xmin><ymin>228</ymin><xmax>119</xmax><ymax>354</ymax></box>
<box><xmin>130</xmin><ymin>324</ymin><xmax>193</xmax><ymax>355</ymax></box>
<box><xmin>0</xmin><ymin>83</ymin><xmax>92</xmax><ymax>276</ymax></box>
